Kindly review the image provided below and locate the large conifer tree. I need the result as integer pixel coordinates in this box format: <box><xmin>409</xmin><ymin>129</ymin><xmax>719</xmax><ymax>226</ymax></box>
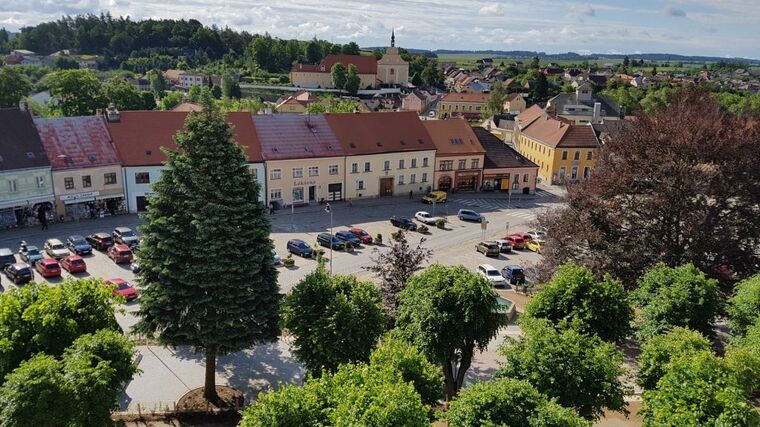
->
<box><xmin>135</xmin><ymin>107</ymin><xmax>279</xmax><ymax>402</ymax></box>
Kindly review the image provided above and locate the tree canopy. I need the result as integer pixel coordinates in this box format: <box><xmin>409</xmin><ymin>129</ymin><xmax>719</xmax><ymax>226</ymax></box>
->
<box><xmin>103</xmin><ymin>76</ymin><xmax>145</xmax><ymax>111</ymax></box>
<box><xmin>44</xmin><ymin>69</ymin><xmax>107</xmax><ymax>116</ymax></box>
<box><xmin>727</xmin><ymin>274</ymin><xmax>760</xmax><ymax>337</ymax></box>
<box><xmin>344</xmin><ymin>64</ymin><xmax>361</xmax><ymax>95</ymax></box>
<box><xmin>636</xmin><ymin>327</ymin><xmax>712</xmax><ymax>390</ymax></box>
<box><xmin>0</xmin><ymin>67</ymin><xmax>32</xmax><ymax>108</ymax></box>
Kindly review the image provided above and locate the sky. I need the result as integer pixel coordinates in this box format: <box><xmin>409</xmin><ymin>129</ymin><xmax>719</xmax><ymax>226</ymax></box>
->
<box><xmin>1</xmin><ymin>0</ymin><xmax>759</xmax><ymax>58</ymax></box>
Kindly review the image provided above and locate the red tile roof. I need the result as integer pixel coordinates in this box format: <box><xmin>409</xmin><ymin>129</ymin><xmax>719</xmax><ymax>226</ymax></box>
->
<box><xmin>106</xmin><ymin>111</ymin><xmax>263</xmax><ymax>166</ymax></box>
<box><xmin>440</xmin><ymin>93</ymin><xmax>488</xmax><ymax>103</ymax></box>
<box><xmin>325</xmin><ymin>111</ymin><xmax>436</xmax><ymax>156</ymax></box>
<box><xmin>292</xmin><ymin>54</ymin><xmax>377</xmax><ymax>75</ymax></box>
<box><xmin>34</xmin><ymin>116</ymin><xmax>120</xmax><ymax>170</ymax></box>
<box><xmin>421</xmin><ymin>119</ymin><xmax>485</xmax><ymax>155</ymax></box>
<box><xmin>516</xmin><ymin>104</ymin><xmax>544</xmax><ymax>129</ymax></box>
<box><xmin>252</xmin><ymin>114</ymin><xmax>344</xmax><ymax>161</ymax></box>
<box><xmin>521</xmin><ymin>114</ymin><xmax>599</xmax><ymax>149</ymax></box>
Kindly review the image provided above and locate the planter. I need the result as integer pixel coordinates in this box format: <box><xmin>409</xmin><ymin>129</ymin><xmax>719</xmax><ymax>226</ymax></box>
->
<box><xmin>375</xmin><ymin>234</ymin><xmax>383</xmax><ymax>245</ymax></box>
<box><xmin>436</xmin><ymin>218</ymin><xmax>446</xmax><ymax>229</ymax></box>
<box><xmin>283</xmin><ymin>257</ymin><xmax>295</xmax><ymax>267</ymax></box>
<box><xmin>417</xmin><ymin>225</ymin><xmax>429</xmax><ymax>233</ymax></box>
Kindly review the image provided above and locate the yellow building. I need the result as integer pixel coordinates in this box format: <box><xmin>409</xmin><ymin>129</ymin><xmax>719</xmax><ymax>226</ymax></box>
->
<box><xmin>515</xmin><ymin>106</ymin><xmax>600</xmax><ymax>185</ymax></box>
<box><xmin>437</xmin><ymin>93</ymin><xmax>488</xmax><ymax>120</ymax></box>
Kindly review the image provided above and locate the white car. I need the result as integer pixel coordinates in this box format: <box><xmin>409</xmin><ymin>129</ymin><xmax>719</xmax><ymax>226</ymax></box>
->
<box><xmin>43</xmin><ymin>239</ymin><xmax>70</xmax><ymax>259</ymax></box>
<box><xmin>495</xmin><ymin>239</ymin><xmax>513</xmax><ymax>253</ymax></box>
<box><xmin>527</xmin><ymin>230</ymin><xmax>547</xmax><ymax>240</ymax></box>
<box><xmin>414</xmin><ymin>211</ymin><xmax>440</xmax><ymax>225</ymax></box>
<box><xmin>478</xmin><ymin>264</ymin><xmax>507</xmax><ymax>287</ymax></box>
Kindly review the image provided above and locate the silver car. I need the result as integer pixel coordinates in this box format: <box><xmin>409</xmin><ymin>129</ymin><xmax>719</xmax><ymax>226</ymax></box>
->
<box><xmin>44</xmin><ymin>239</ymin><xmax>69</xmax><ymax>259</ymax></box>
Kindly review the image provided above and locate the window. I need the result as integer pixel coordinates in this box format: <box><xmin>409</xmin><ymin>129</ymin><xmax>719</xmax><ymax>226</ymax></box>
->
<box><xmin>398</xmin><ymin>159</ymin><xmax>405</xmax><ymax>169</ymax></box>
<box><xmin>562</xmin><ymin>151</ymin><xmax>568</xmax><ymax>160</ymax></box>
<box><xmin>269</xmin><ymin>189</ymin><xmax>282</xmax><ymax>200</ymax></box>
<box><xmin>574</xmin><ymin>151</ymin><xmax>580</xmax><ymax>161</ymax></box>
<box><xmin>458</xmin><ymin>159</ymin><xmax>467</xmax><ymax>170</ymax></box>
<box><xmin>423</xmin><ymin>157</ymin><xmax>429</xmax><ymax>167</ymax></box>
<box><xmin>270</xmin><ymin>168</ymin><xmax>282</xmax><ymax>180</ymax></box>
<box><xmin>571</xmin><ymin>166</ymin><xmax>578</xmax><ymax>179</ymax></box>
<box><xmin>559</xmin><ymin>167</ymin><xmax>566</xmax><ymax>179</ymax></box>
<box><xmin>135</xmin><ymin>172</ymin><xmax>150</xmax><ymax>184</ymax></box>
<box><xmin>352</xmin><ymin>163</ymin><xmax>358</xmax><ymax>173</ymax></box>
<box><xmin>523</xmin><ymin>174</ymin><xmax>529</xmax><ymax>182</ymax></box>
<box><xmin>586</xmin><ymin>151</ymin><xmax>593</xmax><ymax>160</ymax></box>
<box><xmin>439</xmin><ymin>160</ymin><xmax>453</xmax><ymax>171</ymax></box>
<box><xmin>411</xmin><ymin>158</ymin><xmax>417</xmax><ymax>168</ymax></box>
<box><xmin>471</xmin><ymin>159</ymin><xmax>479</xmax><ymax>169</ymax></box>
<box><xmin>82</xmin><ymin>175</ymin><xmax>91</xmax><ymax>188</ymax></box>
<box><xmin>64</xmin><ymin>177</ymin><xmax>75</xmax><ymax>190</ymax></box>
<box><xmin>250</xmin><ymin>168</ymin><xmax>258</xmax><ymax>180</ymax></box>
<box><xmin>104</xmin><ymin>173</ymin><xmax>117</xmax><ymax>185</ymax></box>
<box><xmin>583</xmin><ymin>167</ymin><xmax>591</xmax><ymax>179</ymax></box>
<box><xmin>364</xmin><ymin>162</ymin><xmax>371</xmax><ymax>172</ymax></box>
<box><xmin>308</xmin><ymin>166</ymin><xmax>319</xmax><ymax>177</ymax></box>
<box><xmin>8</xmin><ymin>179</ymin><xmax>17</xmax><ymax>193</ymax></box>
<box><xmin>410</xmin><ymin>173</ymin><xmax>416</xmax><ymax>184</ymax></box>
<box><xmin>292</xmin><ymin>187</ymin><xmax>304</xmax><ymax>203</ymax></box>
<box><xmin>383</xmin><ymin>160</ymin><xmax>390</xmax><ymax>171</ymax></box>
<box><xmin>357</xmin><ymin>180</ymin><xmax>365</xmax><ymax>190</ymax></box>
<box><xmin>36</xmin><ymin>176</ymin><xmax>45</xmax><ymax>188</ymax></box>
<box><xmin>421</xmin><ymin>173</ymin><xmax>428</xmax><ymax>183</ymax></box>
<box><xmin>293</xmin><ymin>168</ymin><xmax>304</xmax><ymax>178</ymax></box>
<box><xmin>398</xmin><ymin>175</ymin><xmax>405</xmax><ymax>185</ymax></box>
<box><xmin>329</xmin><ymin>164</ymin><xmax>339</xmax><ymax>175</ymax></box>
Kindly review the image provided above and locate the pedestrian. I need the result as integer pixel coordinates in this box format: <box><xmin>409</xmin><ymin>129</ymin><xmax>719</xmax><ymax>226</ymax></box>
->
<box><xmin>347</xmin><ymin>197</ymin><xmax>353</xmax><ymax>207</ymax></box>
<box><xmin>37</xmin><ymin>207</ymin><xmax>48</xmax><ymax>230</ymax></box>
<box><xmin>408</xmin><ymin>190</ymin><xmax>413</xmax><ymax>199</ymax></box>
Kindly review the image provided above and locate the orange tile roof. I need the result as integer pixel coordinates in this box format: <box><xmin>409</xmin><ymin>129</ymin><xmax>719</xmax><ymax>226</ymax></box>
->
<box><xmin>292</xmin><ymin>54</ymin><xmax>377</xmax><ymax>75</ymax></box>
<box><xmin>521</xmin><ymin>114</ymin><xmax>599</xmax><ymax>149</ymax></box>
<box><xmin>325</xmin><ymin>111</ymin><xmax>436</xmax><ymax>156</ymax></box>
<box><xmin>440</xmin><ymin>93</ymin><xmax>488</xmax><ymax>103</ymax></box>
<box><xmin>106</xmin><ymin>111</ymin><xmax>263</xmax><ymax>166</ymax></box>
<box><xmin>516</xmin><ymin>104</ymin><xmax>544</xmax><ymax>129</ymax></box>
<box><xmin>421</xmin><ymin>119</ymin><xmax>485</xmax><ymax>156</ymax></box>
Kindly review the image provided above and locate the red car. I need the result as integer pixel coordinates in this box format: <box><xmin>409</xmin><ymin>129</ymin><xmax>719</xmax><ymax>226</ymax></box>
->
<box><xmin>35</xmin><ymin>258</ymin><xmax>61</xmax><ymax>278</ymax></box>
<box><xmin>108</xmin><ymin>244</ymin><xmax>134</xmax><ymax>263</ymax></box>
<box><xmin>504</xmin><ymin>235</ymin><xmax>526</xmax><ymax>250</ymax></box>
<box><xmin>60</xmin><ymin>255</ymin><xmax>87</xmax><ymax>273</ymax></box>
<box><xmin>511</xmin><ymin>232</ymin><xmax>534</xmax><ymax>243</ymax></box>
<box><xmin>104</xmin><ymin>278</ymin><xmax>138</xmax><ymax>301</ymax></box>
<box><xmin>348</xmin><ymin>228</ymin><xmax>373</xmax><ymax>244</ymax></box>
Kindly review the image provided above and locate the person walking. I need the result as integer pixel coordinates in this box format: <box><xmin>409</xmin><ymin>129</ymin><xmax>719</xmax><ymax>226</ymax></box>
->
<box><xmin>37</xmin><ymin>207</ymin><xmax>48</xmax><ymax>230</ymax></box>
<box><xmin>408</xmin><ymin>190</ymin><xmax>413</xmax><ymax>200</ymax></box>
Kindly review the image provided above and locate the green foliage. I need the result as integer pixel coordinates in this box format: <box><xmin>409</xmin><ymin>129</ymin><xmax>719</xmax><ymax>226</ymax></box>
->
<box><xmin>524</xmin><ymin>263</ymin><xmax>633</xmax><ymax>343</ymax></box>
<box><xmin>159</xmin><ymin>91</ymin><xmax>184</xmax><ymax>110</ymax></box>
<box><xmin>447</xmin><ymin>378</ymin><xmax>590</xmax><ymax>427</ymax></box>
<box><xmin>727</xmin><ymin>274</ymin><xmax>760</xmax><ymax>336</ymax></box>
<box><xmin>532</xmin><ymin>73</ymin><xmax>548</xmax><ymax>102</ymax></box>
<box><xmin>0</xmin><ymin>354</ymin><xmax>70</xmax><ymax>427</ymax></box>
<box><xmin>148</xmin><ymin>69</ymin><xmax>166</xmax><ymax>99</ymax></box>
<box><xmin>640</xmin><ymin>351</ymin><xmax>760</xmax><ymax>426</ymax></box>
<box><xmin>724</xmin><ymin>344</ymin><xmax>760</xmax><ymax>396</ymax></box>
<box><xmin>135</xmin><ymin>107</ymin><xmax>279</xmax><ymax>398</ymax></box>
<box><xmin>282</xmin><ymin>266</ymin><xmax>385</xmax><ymax>375</ymax></box>
<box><xmin>0</xmin><ymin>67</ymin><xmax>32</xmax><ymax>108</ymax></box>
<box><xmin>369</xmin><ymin>334</ymin><xmax>442</xmax><ymax>406</ymax></box>
<box><xmin>44</xmin><ymin>69</ymin><xmax>106</xmax><ymax>116</ymax></box>
<box><xmin>221</xmin><ymin>74</ymin><xmax>241</xmax><ymax>99</ymax></box>
<box><xmin>411</xmin><ymin>72</ymin><xmax>422</xmax><ymax>86</ymax></box>
<box><xmin>140</xmin><ymin>91</ymin><xmax>156</xmax><ymax>110</ymax></box>
<box><xmin>54</xmin><ymin>56</ymin><xmax>80</xmax><ymax>70</ymax></box>
<box><xmin>103</xmin><ymin>77</ymin><xmax>145</xmax><ymax>111</ymax></box>
<box><xmin>215</xmin><ymin>97</ymin><xmax>265</xmax><ymax>113</ymax></box>
<box><xmin>716</xmin><ymin>92</ymin><xmax>760</xmax><ymax>117</ymax></box>
<box><xmin>633</xmin><ymin>263</ymin><xmax>718</xmax><ymax>340</ymax></box>
<box><xmin>482</xmin><ymin>81</ymin><xmax>506</xmax><ymax>118</ymax></box>
<box><xmin>498</xmin><ymin>319</ymin><xmax>628</xmax><ymax>421</ymax></box>
<box><xmin>636</xmin><ymin>327</ymin><xmax>711</xmax><ymax>390</ymax></box>
<box><xmin>331</xmin><ymin>62</ymin><xmax>347</xmax><ymax>90</ymax></box>
<box><xmin>344</xmin><ymin>64</ymin><xmax>361</xmax><ymax>96</ymax></box>
<box><xmin>396</xmin><ymin>264</ymin><xmax>504</xmax><ymax>399</ymax></box>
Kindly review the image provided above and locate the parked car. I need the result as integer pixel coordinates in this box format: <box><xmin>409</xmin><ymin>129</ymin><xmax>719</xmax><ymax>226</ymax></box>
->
<box><xmin>35</xmin><ymin>258</ymin><xmax>61</xmax><ymax>278</ymax></box>
<box><xmin>390</xmin><ymin>216</ymin><xmax>417</xmax><ymax>231</ymax></box>
<box><xmin>478</xmin><ymin>264</ymin><xmax>507</xmax><ymax>287</ymax></box>
<box><xmin>527</xmin><ymin>230</ymin><xmax>547</xmax><ymax>240</ymax></box>
<box><xmin>421</xmin><ymin>191</ymin><xmax>447</xmax><ymax>204</ymax></box>
<box><xmin>113</xmin><ymin>227</ymin><xmax>139</xmax><ymax>247</ymax></box>
<box><xmin>526</xmin><ymin>239</ymin><xmax>543</xmax><ymax>254</ymax></box>
<box><xmin>108</xmin><ymin>244</ymin><xmax>134</xmax><ymax>263</ymax></box>
<box><xmin>60</xmin><ymin>255</ymin><xmax>87</xmax><ymax>273</ymax></box>
<box><xmin>4</xmin><ymin>262</ymin><xmax>33</xmax><ymax>285</ymax></box>
<box><xmin>104</xmin><ymin>278</ymin><xmax>138</xmax><ymax>302</ymax></box>
<box><xmin>317</xmin><ymin>233</ymin><xmax>345</xmax><ymax>250</ymax></box>
<box><xmin>86</xmin><ymin>232</ymin><xmax>114</xmax><ymax>251</ymax></box>
<box><xmin>66</xmin><ymin>235</ymin><xmax>92</xmax><ymax>255</ymax></box>
<box><xmin>0</xmin><ymin>248</ymin><xmax>16</xmax><ymax>268</ymax></box>
<box><xmin>457</xmin><ymin>209</ymin><xmax>483</xmax><ymax>222</ymax></box>
<box><xmin>511</xmin><ymin>232</ymin><xmax>534</xmax><ymax>243</ymax></box>
<box><xmin>476</xmin><ymin>241</ymin><xmax>500</xmax><ymax>257</ymax></box>
<box><xmin>414</xmin><ymin>211</ymin><xmax>440</xmax><ymax>225</ymax></box>
<box><xmin>348</xmin><ymin>228</ymin><xmax>373</xmax><ymax>244</ymax></box>
<box><xmin>18</xmin><ymin>245</ymin><xmax>42</xmax><ymax>265</ymax></box>
<box><xmin>505</xmin><ymin>235</ymin><xmax>526</xmax><ymax>250</ymax></box>
<box><xmin>495</xmin><ymin>239</ymin><xmax>513</xmax><ymax>253</ymax></box>
<box><xmin>501</xmin><ymin>265</ymin><xmax>526</xmax><ymax>285</ymax></box>
<box><xmin>273</xmin><ymin>250</ymin><xmax>281</xmax><ymax>265</ymax></box>
<box><xmin>44</xmin><ymin>239</ymin><xmax>69</xmax><ymax>259</ymax></box>
<box><xmin>287</xmin><ymin>239</ymin><xmax>314</xmax><ymax>257</ymax></box>
<box><xmin>335</xmin><ymin>230</ymin><xmax>362</xmax><ymax>246</ymax></box>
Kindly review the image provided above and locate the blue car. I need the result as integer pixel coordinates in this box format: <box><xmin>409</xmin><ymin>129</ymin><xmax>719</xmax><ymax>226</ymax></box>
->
<box><xmin>66</xmin><ymin>235</ymin><xmax>93</xmax><ymax>255</ymax></box>
<box><xmin>287</xmin><ymin>239</ymin><xmax>314</xmax><ymax>257</ymax></box>
<box><xmin>335</xmin><ymin>230</ymin><xmax>362</xmax><ymax>246</ymax></box>
<box><xmin>457</xmin><ymin>209</ymin><xmax>483</xmax><ymax>223</ymax></box>
<box><xmin>18</xmin><ymin>245</ymin><xmax>43</xmax><ymax>265</ymax></box>
<box><xmin>317</xmin><ymin>233</ymin><xmax>345</xmax><ymax>250</ymax></box>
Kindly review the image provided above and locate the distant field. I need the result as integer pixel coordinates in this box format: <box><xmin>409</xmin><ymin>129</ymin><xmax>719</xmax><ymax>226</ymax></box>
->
<box><xmin>436</xmin><ymin>54</ymin><xmax>705</xmax><ymax>70</ymax></box>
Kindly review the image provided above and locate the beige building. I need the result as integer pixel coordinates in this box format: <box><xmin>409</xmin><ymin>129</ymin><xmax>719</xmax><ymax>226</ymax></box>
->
<box><xmin>503</xmin><ymin>93</ymin><xmax>527</xmax><ymax>113</ymax></box>
<box><xmin>422</xmin><ymin>119</ymin><xmax>485</xmax><ymax>192</ymax></box>
<box><xmin>438</xmin><ymin>92</ymin><xmax>488</xmax><ymax>120</ymax></box>
<box><xmin>264</xmin><ymin>157</ymin><xmax>346</xmax><ymax>206</ymax></box>
<box><xmin>376</xmin><ymin>31</ymin><xmax>409</xmax><ymax>86</ymax></box>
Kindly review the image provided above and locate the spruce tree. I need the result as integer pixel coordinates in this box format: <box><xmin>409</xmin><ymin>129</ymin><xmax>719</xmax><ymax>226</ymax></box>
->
<box><xmin>135</xmin><ymin>107</ymin><xmax>279</xmax><ymax>402</ymax></box>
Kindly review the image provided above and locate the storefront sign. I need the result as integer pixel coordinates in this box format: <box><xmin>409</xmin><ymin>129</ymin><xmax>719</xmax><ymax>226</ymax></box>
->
<box><xmin>455</xmin><ymin>171</ymin><xmax>481</xmax><ymax>177</ymax></box>
<box><xmin>293</xmin><ymin>180</ymin><xmax>317</xmax><ymax>186</ymax></box>
<box><xmin>60</xmin><ymin>191</ymin><xmax>100</xmax><ymax>202</ymax></box>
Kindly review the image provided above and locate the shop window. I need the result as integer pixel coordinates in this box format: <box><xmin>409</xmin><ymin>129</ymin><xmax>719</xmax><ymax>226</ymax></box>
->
<box><xmin>64</xmin><ymin>177</ymin><xmax>75</xmax><ymax>190</ymax></box>
<box><xmin>471</xmin><ymin>159</ymin><xmax>479</xmax><ymax>169</ymax></box>
<box><xmin>293</xmin><ymin>168</ymin><xmax>304</xmax><ymax>178</ymax></box>
<box><xmin>411</xmin><ymin>158</ymin><xmax>417</xmax><ymax>168</ymax></box>
<box><xmin>308</xmin><ymin>166</ymin><xmax>319</xmax><ymax>177</ymax></box>
<box><xmin>410</xmin><ymin>174</ymin><xmax>416</xmax><ymax>184</ymax></box>
<box><xmin>270</xmin><ymin>169</ymin><xmax>282</xmax><ymax>180</ymax></box>
<box><xmin>329</xmin><ymin>165</ymin><xmax>339</xmax><ymax>175</ymax></box>
<box><xmin>292</xmin><ymin>187</ymin><xmax>304</xmax><ymax>203</ymax></box>
<box><xmin>104</xmin><ymin>173</ymin><xmax>117</xmax><ymax>185</ymax></box>
<box><xmin>135</xmin><ymin>172</ymin><xmax>150</xmax><ymax>184</ymax></box>
<box><xmin>82</xmin><ymin>175</ymin><xmax>91</xmax><ymax>188</ymax></box>
<box><xmin>421</xmin><ymin>173</ymin><xmax>428</xmax><ymax>182</ymax></box>
<box><xmin>351</xmin><ymin>163</ymin><xmax>358</xmax><ymax>173</ymax></box>
<box><xmin>269</xmin><ymin>189</ymin><xmax>282</xmax><ymax>200</ymax></box>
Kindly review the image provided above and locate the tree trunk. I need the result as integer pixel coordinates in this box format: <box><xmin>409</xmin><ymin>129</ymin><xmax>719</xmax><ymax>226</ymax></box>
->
<box><xmin>203</xmin><ymin>347</ymin><xmax>219</xmax><ymax>403</ymax></box>
<box><xmin>442</xmin><ymin>361</ymin><xmax>457</xmax><ymax>401</ymax></box>
<box><xmin>454</xmin><ymin>345</ymin><xmax>474</xmax><ymax>394</ymax></box>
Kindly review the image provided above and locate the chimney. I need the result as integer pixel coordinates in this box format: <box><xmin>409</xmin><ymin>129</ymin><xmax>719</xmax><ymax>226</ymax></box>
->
<box><xmin>592</xmin><ymin>102</ymin><xmax>601</xmax><ymax>124</ymax></box>
<box><xmin>105</xmin><ymin>104</ymin><xmax>121</xmax><ymax>123</ymax></box>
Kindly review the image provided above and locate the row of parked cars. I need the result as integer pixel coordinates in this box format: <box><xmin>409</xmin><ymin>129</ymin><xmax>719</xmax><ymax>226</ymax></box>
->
<box><xmin>476</xmin><ymin>230</ymin><xmax>546</xmax><ymax>257</ymax></box>
<box><xmin>286</xmin><ymin>227</ymin><xmax>374</xmax><ymax>257</ymax></box>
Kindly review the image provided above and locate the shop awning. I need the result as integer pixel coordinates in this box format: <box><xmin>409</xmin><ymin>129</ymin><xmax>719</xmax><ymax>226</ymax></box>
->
<box><xmin>0</xmin><ymin>194</ymin><xmax>55</xmax><ymax>210</ymax></box>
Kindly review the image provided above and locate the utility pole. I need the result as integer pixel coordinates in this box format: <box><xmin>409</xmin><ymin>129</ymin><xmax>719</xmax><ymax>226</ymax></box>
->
<box><xmin>325</xmin><ymin>203</ymin><xmax>333</xmax><ymax>275</ymax></box>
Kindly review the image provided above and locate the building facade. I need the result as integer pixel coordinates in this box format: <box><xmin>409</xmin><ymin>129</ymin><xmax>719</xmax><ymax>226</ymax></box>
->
<box><xmin>473</xmin><ymin>127</ymin><xmax>538</xmax><ymax>194</ymax></box>
<box><xmin>437</xmin><ymin>93</ymin><xmax>488</xmax><ymax>120</ymax></box>
<box><xmin>422</xmin><ymin>119</ymin><xmax>485</xmax><ymax>192</ymax></box>
<box><xmin>375</xmin><ymin>31</ymin><xmax>409</xmax><ymax>86</ymax></box>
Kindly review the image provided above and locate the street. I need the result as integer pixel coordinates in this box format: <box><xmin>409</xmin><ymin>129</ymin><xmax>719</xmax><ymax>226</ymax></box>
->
<box><xmin>0</xmin><ymin>188</ymin><xmax>563</xmax><ymax>411</ymax></box>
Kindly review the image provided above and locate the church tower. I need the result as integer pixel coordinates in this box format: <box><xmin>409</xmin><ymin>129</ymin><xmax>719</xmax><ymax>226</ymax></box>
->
<box><xmin>377</xmin><ymin>30</ymin><xmax>409</xmax><ymax>86</ymax></box>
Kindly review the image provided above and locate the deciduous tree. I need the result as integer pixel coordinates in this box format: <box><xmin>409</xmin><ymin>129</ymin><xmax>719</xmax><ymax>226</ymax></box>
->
<box><xmin>0</xmin><ymin>355</ymin><xmax>70</xmax><ymax>427</ymax></box>
<box><xmin>727</xmin><ymin>274</ymin><xmax>760</xmax><ymax>337</ymax></box>
<box><xmin>0</xmin><ymin>67</ymin><xmax>32</xmax><ymax>108</ymax></box>
<box><xmin>636</xmin><ymin>327</ymin><xmax>711</xmax><ymax>390</ymax></box>
<box><xmin>369</xmin><ymin>334</ymin><xmax>442</xmax><ymax>406</ymax></box>
<box><xmin>482</xmin><ymin>81</ymin><xmax>506</xmax><ymax>118</ymax></box>
<box><xmin>44</xmin><ymin>69</ymin><xmax>107</xmax><ymax>116</ymax></box>
<box><xmin>330</xmin><ymin>62</ymin><xmax>347</xmax><ymax>90</ymax></box>
<box><xmin>344</xmin><ymin>64</ymin><xmax>361</xmax><ymax>95</ymax></box>
<box><xmin>135</xmin><ymin>107</ymin><xmax>279</xmax><ymax>402</ymax></box>
<box><xmin>103</xmin><ymin>77</ymin><xmax>144</xmax><ymax>111</ymax></box>
<box><xmin>148</xmin><ymin>69</ymin><xmax>166</xmax><ymax>99</ymax></box>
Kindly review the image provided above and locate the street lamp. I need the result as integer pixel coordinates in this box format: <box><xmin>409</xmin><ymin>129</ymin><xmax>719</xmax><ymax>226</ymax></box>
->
<box><xmin>325</xmin><ymin>203</ymin><xmax>333</xmax><ymax>275</ymax></box>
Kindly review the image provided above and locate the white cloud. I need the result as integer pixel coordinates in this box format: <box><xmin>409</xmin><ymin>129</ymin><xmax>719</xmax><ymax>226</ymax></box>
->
<box><xmin>479</xmin><ymin>3</ymin><xmax>505</xmax><ymax>16</ymax></box>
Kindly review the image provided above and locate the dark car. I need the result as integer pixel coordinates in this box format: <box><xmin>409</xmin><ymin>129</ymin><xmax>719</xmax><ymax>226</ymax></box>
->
<box><xmin>86</xmin><ymin>232</ymin><xmax>114</xmax><ymax>251</ymax></box>
<box><xmin>335</xmin><ymin>230</ymin><xmax>362</xmax><ymax>246</ymax></box>
<box><xmin>317</xmin><ymin>233</ymin><xmax>345</xmax><ymax>250</ymax></box>
<box><xmin>0</xmin><ymin>248</ymin><xmax>16</xmax><ymax>268</ymax></box>
<box><xmin>287</xmin><ymin>239</ymin><xmax>314</xmax><ymax>257</ymax></box>
<box><xmin>4</xmin><ymin>262</ymin><xmax>33</xmax><ymax>285</ymax></box>
<box><xmin>66</xmin><ymin>235</ymin><xmax>92</xmax><ymax>255</ymax></box>
<box><xmin>501</xmin><ymin>265</ymin><xmax>525</xmax><ymax>285</ymax></box>
<box><xmin>390</xmin><ymin>216</ymin><xmax>417</xmax><ymax>231</ymax></box>
<box><xmin>476</xmin><ymin>241</ymin><xmax>500</xmax><ymax>257</ymax></box>
<box><xmin>113</xmin><ymin>227</ymin><xmax>139</xmax><ymax>247</ymax></box>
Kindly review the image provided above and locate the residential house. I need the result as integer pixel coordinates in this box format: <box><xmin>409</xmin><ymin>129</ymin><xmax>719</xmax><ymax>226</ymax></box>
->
<box><xmin>179</xmin><ymin>72</ymin><xmax>208</xmax><ymax>89</ymax></box>
<box><xmin>162</xmin><ymin>69</ymin><xmax>185</xmax><ymax>86</ymax></box>
<box><xmin>502</xmin><ymin>78</ymin><xmax>524</xmax><ymax>92</ymax></box>
<box><xmin>437</xmin><ymin>93</ymin><xmax>488</xmax><ymax>120</ymax></box>
<box><xmin>325</xmin><ymin>111</ymin><xmax>436</xmax><ymax>199</ymax></box>
<box><xmin>545</xmin><ymin>82</ymin><xmax>621</xmax><ymax>124</ymax></box>
<box><xmin>401</xmin><ymin>90</ymin><xmax>435</xmax><ymax>113</ymax></box>
<box><xmin>107</xmin><ymin>111</ymin><xmax>265</xmax><ymax>212</ymax></box>
<box><xmin>0</xmin><ymin>109</ymin><xmax>54</xmax><ymax>227</ymax></box>
<box><xmin>170</xmin><ymin>101</ymin><xmax>204</xmax><ymax>112</ymax></box>
<box><xmin>253</xmin><ymin>114</ymin><xmax>345</xmax><ymax>207</ymax></box>
<box><xmin>34</xmin><ymin>114</ymin><xmax>125</xmax><ymax>219</ymax></box>
<box><xmin>422</xmin><ymin>119</ymin><xmax>485</xmax><ymax>192</ymax></box>
<box><xmin>479</xmin><ymin>58</ymin><xmax>494</xmax><ymax>68</ymax></box>
<box><xmin>630</xmin><ymin>75</ymin><xmax>652</xmax><ymax>89</ymax></box>
<box><xmin>127</xmin><ymin>77</ymin><xmax>151</xmax><ymax>91</ymax></box>
<box><xmin>77</xmin><ymin>55</ymin><xmax>99</xmax><ymax>69</ymax></box>
<box><xmin>481</xmin><ymin>114</ymin><xmax>517</xmax><ymax>144</ymax></box>
<box><xmin>5</xmin><ymin>49</ymin><xmax>42</xmax><ymax>66</ymax></box>
<box><xmin>274</xmin><ymin>91</ymin><xmax>323</xmax><ymax>113</ymax></box>
<box><xmin>503</xmin><ymin>93</ymin><xmax>526</xmax><ymax>113</ymax></box>
<box><xmin>473</xmin><ymin>127</ymin><xmax>538</xmax><ymax>194</ymax></box>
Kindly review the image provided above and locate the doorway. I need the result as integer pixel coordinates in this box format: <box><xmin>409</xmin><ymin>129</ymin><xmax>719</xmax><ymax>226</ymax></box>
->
<box><xmin>308</xmin><ymin>185</ymin><xmax>316</xmax><ymax>202</ymax></box>
<box><xmin>379</xmin><ymin>178</ymin><xmax>394</xmax><ymax>196</ymax></box>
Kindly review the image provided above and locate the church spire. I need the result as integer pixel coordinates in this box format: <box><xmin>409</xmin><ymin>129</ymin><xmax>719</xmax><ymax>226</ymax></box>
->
<box><xmin>391</xmin><ymin>29</ymin><xmax>395</xmax><ymax>47</ymax></box>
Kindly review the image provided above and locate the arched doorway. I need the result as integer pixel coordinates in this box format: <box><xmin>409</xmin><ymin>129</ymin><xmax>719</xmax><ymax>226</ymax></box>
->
<box><xmin>438</xmin><ymin>176</ymin><xmax>452</xmax><ymax>191</ymax></box>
